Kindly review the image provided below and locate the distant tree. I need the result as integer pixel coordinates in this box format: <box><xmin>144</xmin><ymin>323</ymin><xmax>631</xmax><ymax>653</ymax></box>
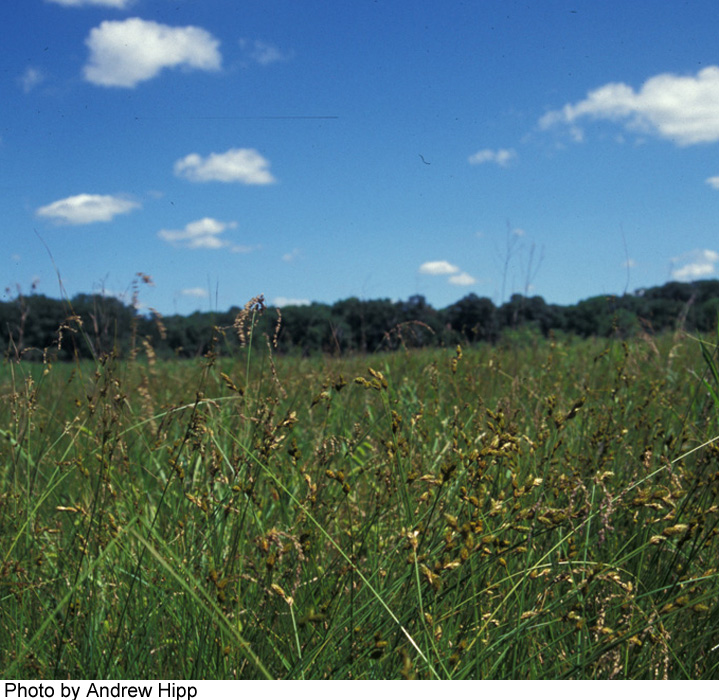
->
<box><xmin>390</xmin><ymin>295</ymin><xmax>441</xmax><ymax>349</ymax></box>
<box><xmin>565</xmin><ymin>296</ymin><xmax>618</xmax><ymax>337</ymax></box>
<box><xmin>330</xmin><ymin>297</ymin><xmax>399</xmax><ymax>352</ymax></box>
<box><xmin>276</xmin><ymin>303</ymin><xmax>338</xmax><ymax>355</ymax></box>
<box><xmin>66</xmin><ymin>293</ymin><xmax>136</xmax><ymax>358</ymax></box>
<box><xmin>362</xmin><ymin>299</ymin><xmax>401</xmax><ymax>351</ymax></box>
<box><xmin>697</xmin><ymin>297</ymin><xmax>719</xmax><ymax>332</ymax></box>
<box><xmin>158</xmin><ymin>311</ymin><xmax>216</xmax><ymax>358</ymax></box>
<box><xmin>2</xmin><ymin>278</ymin><xmax>716</xmax><ymax>360</ymax></box>
<box><xmin>498</xmin><ymin>293</ymin><xmax>564</xmax><ymax>335</ymax></box>
<box><xmin>444</xmin><ymin>294</ymin><xmax>498</xmax><ymax>343</ymax></box>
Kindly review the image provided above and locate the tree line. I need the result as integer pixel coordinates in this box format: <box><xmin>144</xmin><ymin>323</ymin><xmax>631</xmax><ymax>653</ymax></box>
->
<box><xmin>2</xmin><ymin>279</ymin><xmax>719</xmax><ymax>361</ymax></box>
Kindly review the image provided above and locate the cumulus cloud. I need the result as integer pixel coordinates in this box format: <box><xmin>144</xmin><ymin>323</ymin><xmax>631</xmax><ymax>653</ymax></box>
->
<box><xmin>449</xmin><ymin>272</ymin><xmax>477</xmax><ymax>286</ymax></box>
<box><xmin>419</xmin><ymin>260</ymin><xmax>460</xmax><ymax>276</ymax></box>
<box><xmin>83</xmin><ymin>18</ymin><xmax>221</xmax><ymax>88</ymax></box>
<box><xmin>671</xmin><ymin>249</ymin><xmax>719</xmax><ymax>281</ymax></box>
<box><xmin>274</xmin><ymin>297</ymin><xmax>310</xmax><ymax>307</ymax></box>
<box><xmin>47</xmin><ymin>0</ymin><xmax>133</xmax><ymax>6</ymax></box>
<box><xmin>540</xmin><ymin>66</ymin><xmax>719</xmax><ymax>146</ymax></box>
<box><xmin>468</xmin><ymin>148</ymin><xmax>517</xmax><ymax>167</ymax></box>
<box><xmin>706</xmin><ymin>176</ymin><xmax>719</xmax><ymax>189</ymax></box>
<box><xmin>158</xmin><ymin>217</ymin><xmax>239</xmax><ymax>250</ymax></box>
<box><xmin>36</xmin><ymin>193</ymin><xmax>139</xmax><ymax>224</ymax></box>
<box><xmin>174</xmin><ymin>148</ymin><xmax>275</xmax><ymax>184</ymax></box>
<box><xmin>19</xmin><ymin>67</ymin><xmax>44</xmax><ymax>93</ymax></box>
<box><xmin>419</xmin><ymin>260</ymin><xmax>476</xmax><ymax>287</ymax></box>
<box><xmin>239</xmin><ymin>39</ymin><xmax>293</xmax><ymax>66</ymax></box>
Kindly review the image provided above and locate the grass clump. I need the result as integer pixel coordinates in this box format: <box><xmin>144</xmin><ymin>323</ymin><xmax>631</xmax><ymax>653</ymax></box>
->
<box><xmin>1</xmin><ymin>305</ymin><xmax>719</xmax><ymax>679</ymax></box>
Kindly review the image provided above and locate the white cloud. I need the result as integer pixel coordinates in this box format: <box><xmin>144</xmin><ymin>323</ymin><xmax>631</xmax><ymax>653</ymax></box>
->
<box><xmin>181</xmin><ymin>287</ymin><xmax>209</xmax><ymax>298</ymax></box>
<box><xmin>540</xmin><ymin>66</ymin><xmax>719</xmax><ymax>146</ymax></box>
<box><xmin>419</xmin><ymin>260</ymin><xmax>460</xmax><ymax>276</ymax></box>
<box><xmin>274</xmin><ymin>297</ymin><xmax>310</xmax><ymax>307</ymax></box>
<box><xmin>706</xmin><ymin>176</ymin><xmax>719</xmax><ymax>189</ymax></box>
<box><xmin>230</xmin><ymin>243</ymin><xmax>260</xmax><ymax>254</ymax></box>
<box><xmin>174</xmin><ymin>148</ymin><xmax>275</xmax><ymax>184</ymax></box>
<box><xmin>83</xmin><ymin>18</ymin><xmax>221</xmax><ymax>88</ymax></box>
<box><xmin>36</xmin><ymin>193</ymin><xmax>139</xmax><ymax>224</ymax></box>
<box><xmin>671</xmin><ymin>249</ymin><xmax>719</xmax><ymax>281</ymax></box>
<box><xmin>449</xmin><ymin>272</ymin><xmax>477</xmax><ymax>286</ymax></box>
<box><xmin>282</xmin><ymin>248</ymin><xmax>301</xmax><ymax>263</ymax></box>
<box><xmin>158</xmin><ymin>217</ymin><xmax>240</xmax><ymax>250</ymax></box>
<box><xmin>568</xmin><ymin>125</ymin><xmax>585</xmax><ymax>143</ymax></box>
<box><xmin>47</xmin><ymin>0</ymin><xmax>133</xmax><ymax>6</ymax></box>
<box><xmin>239</xmin><ymin>39</ymin><xmax>293</xmax><ymax>66</ymax></box>
<box><xmin>468</xmin><ymin>148</ymin><xmax>517</xmax><ymax>167</ymax></box>
<box><xmin>19</xmin><ymin>67</ymin><xmax>44</xmax><ymax>93</ymax></box>
<box><xmin>420</xmin><ymin>260</ymin><xmax>476</xmax><ymax>286</ymax></box>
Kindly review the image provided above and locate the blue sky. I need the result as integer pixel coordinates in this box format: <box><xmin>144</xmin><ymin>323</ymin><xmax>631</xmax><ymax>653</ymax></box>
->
<box><xmin>4</xmin><ymin>0</ymin><xmax>719</xmax><ymax>315</ymax></box>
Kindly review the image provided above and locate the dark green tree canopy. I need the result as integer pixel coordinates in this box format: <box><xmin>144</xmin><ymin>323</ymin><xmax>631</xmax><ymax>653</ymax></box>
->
<box><xmin>1</xmin><ymin>279</ymin><xmax>717</xmax><ymax>360</ymax></box>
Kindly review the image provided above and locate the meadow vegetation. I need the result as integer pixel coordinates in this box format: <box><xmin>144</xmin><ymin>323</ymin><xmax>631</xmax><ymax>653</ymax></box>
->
<box><xmin>1</xmin><ymin>297</ymin><xmax>719</xmax><ymax>678</ymax></box>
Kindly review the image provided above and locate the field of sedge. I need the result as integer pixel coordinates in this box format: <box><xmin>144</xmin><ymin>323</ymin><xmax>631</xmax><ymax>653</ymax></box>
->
<box><xmin>1</xmin><ymin>301</ymin><xmax>719</xmax><ymax>679</ymax></box>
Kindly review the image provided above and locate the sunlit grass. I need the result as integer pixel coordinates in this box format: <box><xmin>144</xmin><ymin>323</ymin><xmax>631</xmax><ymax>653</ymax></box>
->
<box><xmin>1</xmin><ymin>314</ymin><xmax>719</xmax><ymax>678</ymax></box>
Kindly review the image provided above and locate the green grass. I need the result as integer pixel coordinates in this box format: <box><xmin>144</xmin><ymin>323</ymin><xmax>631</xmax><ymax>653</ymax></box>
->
<box><xmin>2</xmin><ymin>320</ymin><xmax>719</xmax><ymax>679</ymax></box>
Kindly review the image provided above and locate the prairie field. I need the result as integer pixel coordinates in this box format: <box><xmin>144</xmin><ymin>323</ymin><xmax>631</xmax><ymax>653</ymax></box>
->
<box><xmin>2</xmin><ymin>319</ymin><xmax>719</xmax><ymax>679</ymax></box>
